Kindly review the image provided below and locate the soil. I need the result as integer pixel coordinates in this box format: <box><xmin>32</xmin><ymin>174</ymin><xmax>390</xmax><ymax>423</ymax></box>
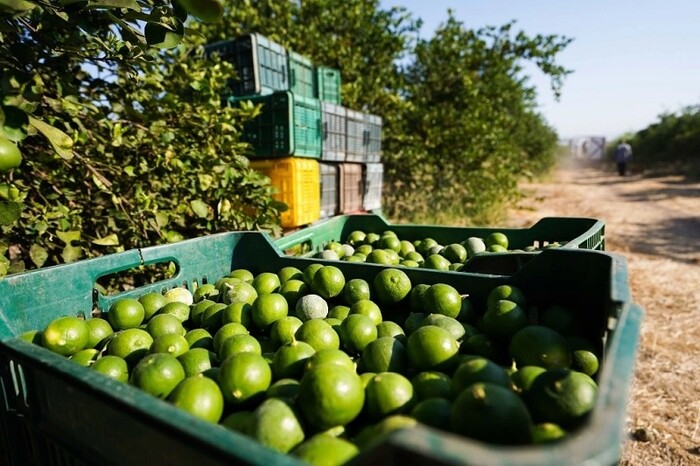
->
<box><xmin>504</xmin><ymin>160</ymin><xmax>700</xmax><ymax>465</ymax></box>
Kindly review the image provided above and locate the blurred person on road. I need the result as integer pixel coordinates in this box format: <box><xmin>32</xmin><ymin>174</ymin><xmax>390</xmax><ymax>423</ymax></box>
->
<box><xmin>614</xmin><ymin>140</ymin><xmax>633</xmax><ymax>176</ymax></box>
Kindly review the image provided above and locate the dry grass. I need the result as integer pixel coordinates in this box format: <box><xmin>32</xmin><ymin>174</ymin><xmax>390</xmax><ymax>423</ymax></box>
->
<box><xmin>504</xmin><ymin>163</ymin><xmax>700</xmax><ymax>465</ymax></box>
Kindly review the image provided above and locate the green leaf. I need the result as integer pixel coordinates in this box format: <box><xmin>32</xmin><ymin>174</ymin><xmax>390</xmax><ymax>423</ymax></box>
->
<box><xmin>144</xmin><ymin>19</ymin><xmax>184</xmax><ymax>49</ymax></box>
<box><xmin>190</xmin><ymin>200</ymin><xmax>210</xmax><ymax>218</ymax></box>
<box><xmin>28</xmin><ymin>117</ymin><xmax>74</xmax><ymax>160</ymax></box>
<box><xmin>86</xmin><ymin>0</ymin><xmax>139</xmax><ymax>10</ymax></box>
<box><xmin>0</xmin><ymin>201</ymin><xmax>21</xmax><ymax>226</ymax></box>
<box><xmin>92</xmin><ymin>234</ymin><xmax>120</xmax><ymax>246</ymax></box>
<box><xmin>62</xmin><ymin>245</ymin><xmax>82</xmax><ymax>263</ymax></box>
<box><xmin>155</xmin><ymin>212</ymin><xmax>169</xmax><ymax>228</ymax></box>
<box><xmin>0</xmin><ymin>0</ymin><xmax>36</xmax><ymax>14</ymax></box>
<box><xmin>0</xmin><ymin>105</ymin><xmax>29</xmax><ymax>142</ymax></box>
<box><xmin>56</xmin><ymin>230</ymin><xmax>81</xmax><ymax>244</ymax></box>
<box><xmin>7</xmin><ymin>261</ymin><xmax>24</xmax><ymax>275</ymax></box>
<box><xmin>29</xmin><ymin>244</ymin><xmax>48</xmax><ymax>268</ymax></box>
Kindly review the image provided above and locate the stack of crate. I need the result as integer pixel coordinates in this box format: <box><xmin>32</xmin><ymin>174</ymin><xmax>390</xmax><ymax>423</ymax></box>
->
<box><xmin>205</xmin><ymin>33</ymin><xmax>383</xmax><ymax>228</ymax></box>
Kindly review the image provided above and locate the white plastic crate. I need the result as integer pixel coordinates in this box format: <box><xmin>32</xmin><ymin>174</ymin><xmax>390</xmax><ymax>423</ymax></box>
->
<box><xmin>363</xmin><ymin>163</ymin><xmax>383</xmax><ymax>211</ymax></box>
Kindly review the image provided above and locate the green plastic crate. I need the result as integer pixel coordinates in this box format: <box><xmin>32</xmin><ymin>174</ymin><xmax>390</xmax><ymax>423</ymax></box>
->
<box><xmin>275</xmin><ymin>214</ymin><xmax>605</xmax><ymax>274</ymax></box>
<box><xmin>316</xmin><ymin>66</ymin><xmax>341</xmax><ymax>104</ymax></box>
<box><xmin>288</xmin><ymin>51</ymin><xmax>316</xmax><ymax>99</ymax></box>
<box><xmin>0</xmin><ymin>232</ymin><xmax>639</xmax><ymax>466</ymax></box>
<box><xmin>204</xmin><ymin>33</ymin><xmax>288</xmax><ymax>96</ymax></box>
<box><xmin>232</xmin><ymin>91</ymin><xmax>322</xmax><ymax>158</ymax></box>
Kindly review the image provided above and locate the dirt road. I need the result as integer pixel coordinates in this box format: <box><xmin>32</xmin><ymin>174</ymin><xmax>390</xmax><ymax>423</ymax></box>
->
<box><xmin>505</xmin><ymin>163</ymin><xmax>700</xmax><ymax>465</ymax></box>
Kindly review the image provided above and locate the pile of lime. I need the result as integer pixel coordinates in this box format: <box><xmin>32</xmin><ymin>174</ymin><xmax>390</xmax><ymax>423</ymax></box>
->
<box><xmin>22</xmin><ymin>263</ymin><xmax>599</xmax><ymax>465</ymax></box>
<box><xmin>310</xmin><ymin>230</ymin><xmax>562</xmax><ymax>271</ymax></box>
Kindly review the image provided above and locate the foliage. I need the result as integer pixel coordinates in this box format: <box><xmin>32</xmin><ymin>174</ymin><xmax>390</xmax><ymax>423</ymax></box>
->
<box><xmin>383</xmin><ymin>14</ymin><xmax>567</xmax><ymax>223</ymax></box>
<box><xmin>608</xmin><ymin>104</ymin><xmax>700</xmax><ymax>175</ymax></box>
<box><xmin>0</xmin><ymin>0</ymin><xmax>280</xmax><ymax>277</ymax></box>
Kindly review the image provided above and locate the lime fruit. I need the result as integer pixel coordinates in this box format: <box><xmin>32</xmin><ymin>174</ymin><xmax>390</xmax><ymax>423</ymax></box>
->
<box><xmin>531</xmin><ymin>422</ymin><xmax>567</xmax><ymax>444</ymax></box>
<box><xmin>376</xmin><ymin>321</ymin><xmax>405</xmax><ymax>342</ymax></box>
<box><xmin>131</xmin><ymin>353</ymin><xmax>185</xmax><ymax>399</ymax></box>
<box><xmin>0</xmin><ymin>136</ymin><xmax>22</xmax><ymax>171</ymax></box>
<box><xmin>295</xmin><ymin>319</ymin><xmax>340</xmax><ymax>351</ymax></box>
<box><xmin>349</xmin><ymin>299</ymin><xmax>383</xmax><ymax>326</ymax></box>
<box><xmin>360</xmin><ymin>336</ymin><xmax>408</xmax><ymax>374</ymax></box>
<box><xmin>163</xmin><ymin>287</ymin><xmax>193</xmax><ymax>306</ymax></box>
<box><xmin>509</xmin><ymin>325</ymin><xmax>572</xmax><ymax>370</ymax></box>
<box><xmin>219</xmin><ymin>334</ymin><xmax>262</xmax><ymax>361</ymax></box>
<box><xmin>524</xmin><ymin>368</ymin><xmax>598</xmax><ymax>428</ymax></box>
<box><xmin>252</xmin><ymin>272</ymin><xmax>281</xmax><ymax>296</ymax></box>
<box><xmin>229</xmin><ymin>268</ymin><xmax>255</xmax><ymax>283</ymax></box>
<box><xmin>70</xmin><ymin>348</ymin><xmax>100</xmax><ymax>366</ymax></box>
<box><xmin>302</xmin><ymin>263</ymin><xmax>324</xmax><ymax>286</ymax></box>
<box><xmin>42</xmin><ymin>316</ymin><xmax>90</xmax><ymax>357</ymax></box>
<box><xmin>267</xmin><ymin>378</ymin><xmax>301</xmax><ymax>402</ymax></box>
<box><xmin>158</xmin><ymin>301</ymin><xmax>190</xmax><ymax>324</ymax></box>
<box><xmin>511</xmin><ymin>366</ymin><xmax>547</xmax><ymax>393</ymax></box>
<box><xmin>249</xmin><ymin>397</ymin><xmax>306</xmax><ymax>453</ymax></box>
<box><xmin>279</xmin><ymin>279</ymin><xmax>308</xmax><ymax>308</ymax></box>
<box><xmin>442</xmin><ymin>244</ymin><xmax>468</xmax><ymax>264</ymax></box>
<box><xmin>292</xmin><ymin>434</ymin><xmax>359</xmax><ymax>466</ymax></box>
<box><xmin>272</xmin><ymin>341</ymin><xmax>316</xmax><ymax>380</ymax></box>
<box><xmin>91</xmin><ymin>355</ymin><xmax>129</xmax><ymax>383</ymax></box>
<box><xmin>305</xmin><ymin>349</ymin><xmax>355</xmax><ymax>372</ymax></box>
<box><xmin>411</xmin><ymin>371</ymin><xmax>452</xmax><ymax>400</ymax></box>
<box><xmin>139</xmin><ymin>292</ymin><xmax>168</xmax><ymax>320</ymax></box>
<box><xmin>295</xmin><ymin>294</ymin><xmax>329</xmax><ymax>321</ymax></box>
<box><xmin>251</xmin><ymin>293</ymin><xmax>288</xmax><ymax>330</ymax></box>
<box><xmin>150</xmin><ymin>333</ymin><xmax>189</xmax><ymax>357</ymax></box>
<box><xmin>311</xmin><ymin>266</ymin><xmax>346</xmax><ymax>299</ymax></box>
<box><xmin>423</xmin><ymin>254</ymin><xmax>451</xmax><ymax>271</ymax></box>
<box><xmin>107</xmin><ymin>328</ymin><xmax>153</xmax><ymax>366</ymax></box>
<box><xmin>184</xmin><ymin>328</ymin><xmax>213</xmax><ymax>350</ymax></box>
<box><xmin>342</xmin><ymin>278</ymin><xmax>371</xmax><ymax>305</ymax></box>
<box><xmin>169</xmin><ymin>376</ymin><xmax>224</xmax><ymax>423</ymax></box>
<box><xmin>108</xmin><ymin>299</ymin><xmax>145</xmax><ymax>330</ymax></box>
<box><xmin>298</xmin><ymin>364</ymin><xmax>365</xmax><ymax>430</ymax></box>
<box><xmin>420</xmin><ymin>314</ymin><xmax>465</xmax><ymax>340</ymax></box>
<box><xmin>423</xmin><ymin>284</ymin><xmax>462</xmax><ymax>319</ymax></box>
<box><xmin>451</xmin><ymin>357</ymin><xmax>511</xmax><ymax>394</ymax></box>
<box><xmin>278</xmin><ymin>266</ymin><xmax>304</xmax><ymax>284</ymax></box>
<box><xmin>222</xmin><ymin>281</ymin><xmax>258</xmax><ymax>305</ymax></box>
<box><xmin>85</xmin><ymin>318</ymin><xmax>114</xmax><ymax>349</ymax></box>
<box><xmin>218</xmin><ymin>352</ymin><xmax>272</xmax><ymax>406</ymax></box>
<box><xmin>221</xmin><ymin>302</ymin><xmax>253</xmax><ymax>328</ymax></box>
<box><xmin>450</xmin><ymin>382</ymin><xmax>532</xmax><ymax>445</ymax></box>
<box><xmin>373</xmin><ymin>268</ymin><xmax>412</xmax><ymax>308</ymax></box>
<box><xmin>364</xmin><ymin>372</ymin><xmax>415</xmax><ymax>420</ymax></box>
<box><xmin>146</xmin><ymin>314</ymin><xmax>185</xmax><ymax>339</ymax></box>
<box><xmin>410</xmin><ymin>397</ymin><xmax>452</xmax><ymax>430</ymax></box>
<box><xmin>407</xmin><ymin>326</ymin><xmax>459</xmax><ymax>372</ymax></box>
<box><xmin>328</xmin><ymin>305</ymin><xmax>351</xmax><ymax>321</ymax></box>
<box><xmin>485</xmin><ymin>232</ymin><xmax>509</xmax><ymax>250</ymax></box>
<box><xmin>212</xmin><ymin>322</ymin><xmax>248</xmax><ymax>353</ymax></box>
<box><xmin>486</xmin><ymin>285</ymin><xmax>527</xmax><ymax>309</ymax></box>
<box><xmin>365</xmin><ymin>249</ymin><xmax>394</xmax><ymax>265</ymax></box>
<box><xmin>481</xmin><ymin>299</ymin><xmax>527</xmax><ymax>340</ymax></box>
<box><xmin>177</xmin><ymin>347</ymin><xmax>217</xmax><ymax>377</ymax></box>
<box><xmin>192</xmin><ymin>283</ymin><xmax>219</xmax><ymax>303</ymax></box>
<box><xmin>270</xmin><ymin>316</ymin><xmax>304</xmax><ymax>348</ymax></box>
<box><xmin>340</xmin><ymin>314</ymin><xmax>377</xmax><ymax>354</ymax></box>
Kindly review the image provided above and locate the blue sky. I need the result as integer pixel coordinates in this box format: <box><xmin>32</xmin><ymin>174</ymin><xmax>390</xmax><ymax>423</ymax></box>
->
<box><xmin>380</xmin><ymin>0</ymin><xmax>700</xmax><ymax>140</ymax></box>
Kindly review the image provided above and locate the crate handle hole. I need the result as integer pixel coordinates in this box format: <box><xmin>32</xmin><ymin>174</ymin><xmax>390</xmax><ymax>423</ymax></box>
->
<box><xmin>93</xmin><ymin>260</ymin><xmax>179</xmax><ymax>297</ymax></box>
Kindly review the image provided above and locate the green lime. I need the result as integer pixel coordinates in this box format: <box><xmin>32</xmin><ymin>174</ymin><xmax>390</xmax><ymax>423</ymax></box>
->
<box><xmin>403</xmin><ymin>312</ymin><xmax>427</xmax><ymax>336</ymax></box>
<box><xmin>509</xmin><ymin>325</ymin><xmax>572</xmax><ymax>370</ymax></box>
<box><xmin>364</xmin><ymin>372</ymin><xmax>415</xmax><ymax>420</ymax></box>
<box><xmin>423</xmin><ymin>284</ymin><xmax>462</xmax><ymax>319</ymax></box>
<box><xmin>409</xmin><ymin>284</ymin><xmax>430</xmax><ymax>313</ymax></box>
<box><xmin>305</xmin><ymin>349</ymin><xmax>355</xmax><ymax>372</ymax></box>
<box><xmin>524</xmin><ymin>368</ymin><xmax>597</xmax><ymax>428</ymax></box>
<box><xmin>91</xmin><ymin>355</ymin><xmax>129</xmax><ymax>383</ymax></box>
<box><xmin>461</xmin><ymin>333</ymin><xmax>496</xmax><ymax>359</ymax></box>
<box><xmin>423</xmin><ymin>254</ymin><xmax>451</xmax><ymax>271</ymax></box>
<box><xmin>464</xmin><ymin>237</ymin><xmax>486</xmax><ymax>258</ymax></box>
<box><xmin>404</xmin><ymin>251</ymin><xmax>424</xmax><ymax>263</ymax></box>
<box><xmin>221</xmin><ymin>411</ymin><xmax>253</xmax><ymax>433</ymax></box>
<box><xmin>192</xmin><ymin>283</ymin><xmax>219</xmax><ymax>303</ymax></box>
<box><xmin>158</xmin><ymin>301</ymin><xmax>190</xmax><ymax>324</ymax></box>
<box><xmin>442</xmin><ymin>244</ymin><xmax>468</xmax><ymax>264</ymax></box>
<box><xmin>302</xmin><ymin>263</ymin><xmax>324</xmax><ymax>287</ymax></box>
<box><xmin>212</xmin><ymin>322</ymin><xmax>248</xmax><ymax>354</ymax></box>
<box><xmin>420</xmin><ymin>314</ymin><xmax>465</xmax><ymax>340</ymax></box>
<box><xmin>200</xmin><ymin>303</ymin><xmax>227</xmax><ymax>331</ymax></box>
<box><xmin>349</xmin><ymin>299</ymin><xmax>382</xmax><ymax>326</ymax></box>
<box><xmin>107</xmin><ymin>328</ymin><xmax>153</xmax><ymax>367</ymax></box>
<box><xmin>272</xmin><ymin>341</ymin><xmax>316</xmax><ymax>380</ymax></box>
<box><xmin>219</xmin><ymin>334</ymin><xmax>262</xmax><ymax>361</ymax></box>
<box><xmin>411</xmin><ymin>371</ymin><xmax>452</xmax><ymax>400</ymax></box>
<box><xmin>292</xmin><ymin>434</ymin><xmax>359</xmax><ymax>466</ymax></box>
<box><xmin>376</xmin><ymin>321</ymin><xmax>405</xmax><ymax>343</ymax></box>
<box><xmin>131</xmin><ymin>353</ymin><xmax>185</xmax><ymax>399</ymax></box>
<box><xmin>487</xmin><ymin>244</ymin><xmax>508</xmax><ymax>253</ymax></box>
<box><xmin>298</xmin><ymin>364</ymin><xmax>365</xmax><ymax>430</ymax></box>
<box><xmin>295</xmin><ymin>319</ymin><xmax>340</xmax><ymax>352</ymax></box>
<box><xmin>267</xmin><ymin>378</ymin><xmax>301</xmax><ymax>402</ymax></box>
<box><xmin>163</xmin><ymin>287</ymin><xmax>193</xmax><ymax>306</ymax></box>
<box><xmin>70</xmin><ymin>348</ymin><xmax>100</xmax><ymax>367</ymax></box>
<box><xmin>571</xmin><ymin>349</ymin><xmax>599</xmax><ymax>377</ymax></box>
<box><xmin>355</xmin><ymin>244</ymin><xmax>373</xmax><ymax>256</ymax></box>
<box><xmin>150</xmin><ymin>333</ymin><xmax>189</xmax><ymax>357</ymax></box>
<box><xmin>108</xmin><ymin>299</ymin><xmax>145</xmax><ymax>330</ymax></box>
<box><xmin>365</xmin><ymin>249</ymin><xmax>393</xmax><ymax>265</ymax></box>
<box><xmin>328</xmin><ymin>305</ymin><xmax>351</xmax><ymax>321</ymax></box>
<box><xmin>481</xmin><ymin>299</ymin><xmax>527</xmax><ymax>340</ymax></box>
<box><xmin>407</xmin><ymin>326</ymin><xmax>459</xmax><ymax>372</ymax></box>
<box><xmin>252</xmin><ymin>272</ymin><xmax>281</xmax><ymax>296</ymax></box>
<box><xmin>360</xmin><ymin>337</ymin><xmax>407</xmax><ymax>374</ymax></box>
<box><xmin>364</xmin><ymin>232</ymin><xmax>381</xmax><ymax>246</ymax></box>
<box><xmin>311</xmin><ymin>266</ymin><xmax>346</xmax><ymax>299</ymax></box>
<box><xmin>340</xmin><ymin>314</ymin><xmax>377</xmax><ymax>354</ymax></box>
<box><xmin>373</xmin><ymin>268</ymin><xmax>411</xmax><ymax>307</ymax></box>
<box><xmin>190</xmin><ymin>299</ymin><xmax>216</xmax><ymax>327</ymax></box>
<box><xmin>270</xmin><ymin>316</ymin><xmax>304</xmax><ymax>348</ymax></box>
<box><xmin>218</xmin><ymin>352</ymin><xmax>272</xmax><ymax>406</ymax></box>
<box><xmin>19</xmin><ymin>330</ymin><xmax>43</xmax><ymax>345</ymax></box>
<box><xmin>183</xmin><ymin>328</ymin><xmax>213</xmax><ymax>350</ymax></box>
<box><xmin>416</xmin><ymin>238</ymin><xmax>438</xmax><ymax>256</ymax></box>
<box><xmin>221</xmin><ymin>302</ymin><xmax>253</xmax><ymax>328</ymax></box>
<box><xmin>410</xmin><ymin>397</ymin><xmax>451</xmax><ymax>430</ymax></box>
<box><xmin>531</xmin><ymin>422</ymin><xmax>567</xmax><ymax>444</ymax></box>
<box><xmin>450</xmin><ymin>382</ymin><xmax>532</xmax><ymax>445</ymax></box>
<box><xmin>146</xmin><ymin>313</ymin><xmax>185</xmax><ymax>339</ymax></box>
<box><xmin>251</xmin><ymin>293</ymin><xmax>288</xmax><ymax>330</ymax></box>
<box><xmin>451</xmin><ymin>357</ymin><xmax>511</xmax><ymax>395</ymax></box>
<box><xmin>485</xmin><ymin>232</ymin><xmax>509</xmax><ymax>249</ymax></box>
<box><xmin>222</xmin><ymin>281</ymin><xmax>258</xmax><ymax>305</ymax></box>
<box><xmin>342</xmin><ymin>278</ymin><xmax>371</xmax><ymax>305</ymax></box>
<box><xmin>280</xmin><ymin>279</ymin><xmax>308</xmax><ymax>308</ymax></box>
<box><xmin>249</xmin><ymin>397</ymin><xmax>306</xmax><ymax>453</ymax></box>
<box><xmin>346</xmin><ymin>230</ymin><xmax>367</xmax><ymax>246</ymax></box>
<box><xmin>168</xmin><ymin>376</ymin><xmax>224</xmax><ymax>423</ymax></box>
<box><xmin>177</xmin><ymin>347</ymin><xmax>217</xmax><ymax>377</ymax></box>
<box><xmin>511</xmin><ymin>366</ymin><xmax>547</xmax><ymax>393</ymax></box>
<box><xmin>278</xmin><ymin>266</ymin><xmax>304</xmax><ymax>284</ymax></box>
<box><xmin>85</xmin><ymin>318</ymin><xmax>114</xmax><ymax>349</ymax></box>
<box><xmin>486</xmin><ymin>285</ymin><xmax>527</xmax><ymax>310</ymax></box>
<box><xmin>228</xmin><ymin>268</ymin><xmax>255</xmax><ymax>283</ymax></box>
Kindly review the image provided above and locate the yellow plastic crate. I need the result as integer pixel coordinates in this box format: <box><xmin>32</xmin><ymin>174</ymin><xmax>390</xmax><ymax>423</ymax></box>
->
<box><xmin>251</xmin><ymin>157</ymin><xmax>321</xmax><ymax>228</ymax></box>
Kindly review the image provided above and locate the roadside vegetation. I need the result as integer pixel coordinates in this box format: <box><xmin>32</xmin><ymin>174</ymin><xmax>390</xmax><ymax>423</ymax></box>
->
<box><xmin>1</xmin><ymin>0</ymin><xmax>571</xmax><ymax>276</ymax></box>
